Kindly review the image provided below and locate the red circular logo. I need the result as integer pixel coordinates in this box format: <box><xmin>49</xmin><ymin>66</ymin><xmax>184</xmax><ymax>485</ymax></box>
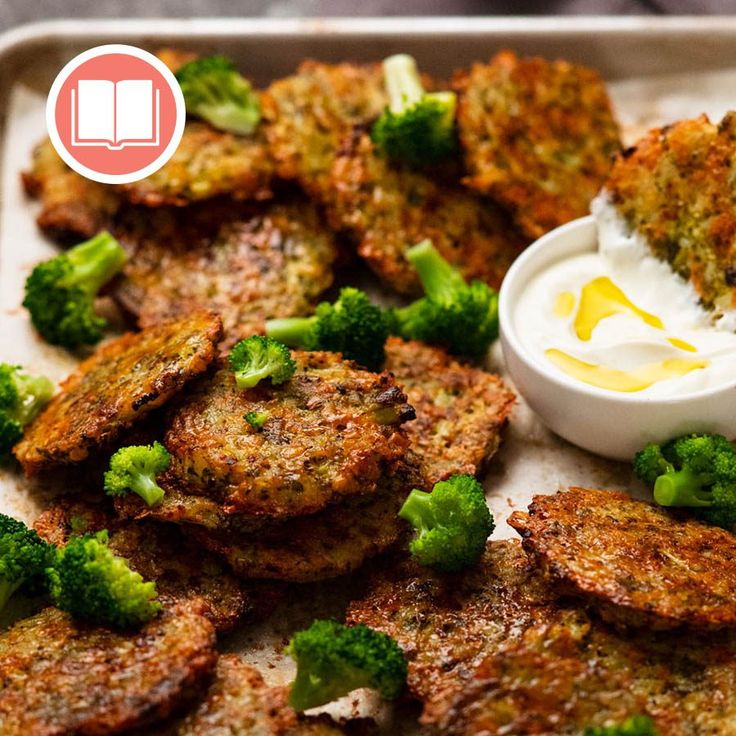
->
<box><xmin>47</xmin><ymin>44</ymin><xmax>185</xmax><ymax>184</ymax></box>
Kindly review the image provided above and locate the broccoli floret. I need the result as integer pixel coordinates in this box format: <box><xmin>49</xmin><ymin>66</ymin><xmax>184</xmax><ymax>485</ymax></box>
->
<box><xmin>391</xmin><ymin>240</ymin><xmax>499</xmax><ymax>359</ymax></box>
<box><xmin>23</xmin><ymin>231</ymin><xmax>127</xmax><ymax>348</ymax></box>
<box><xmin>0</xmin><ymin>513</ymin><xmax>55</xmax><ymax>612</ymax></box>
<box><xmin>229</xmin><ymin>336</ymin><xmax>296</xmax><ymax>390</ymax></box>
<box><xmin>584</xmin><ymin>715</ymin><xmax>657</xmax><ymax>736</ymax></box>
<box><xmin>286</xmin><ymin>619</ymin><xmax>407</xmax><ymax>711</ymax></box>
<box><xmin>371</xmin><ymin>53</ymin><xmax>457</xmax><ymax>167</ymax></box>
<box><xmin>104</xmin><ymin>442</ymin><xmax>171</xmax><ymax>507</ymax></box>
<box><xmin>244</xmin><ymin>410</ymin><xmax>269</xmax><ymax>429</ymax></box>
<box><xmin>0</xmin><ymin>363</ymin><xmax>54</xmax><ymax>456</ymax></box>
<box><xmin>633</xmin><ymin>433</ymin><xmax>736</xmax><ymax>530</ymax></box>
<box><xmin>399</xmin><ymin>474</ymin><xmax>494</xmax><ymax>572</ymax></box>
<box><xmin>176</xmin><ymin>55</ymin><xmax>261</xmax><ymax>135</ymax></box>
<box><xmin>266</xmin><ymin>287</ymin><xmax>391</xmax><ymax>371</ymax></box>
<box><xmin>48</xmin><ymin>530</ymin><xmax>160</xmax><ymax>628</ymax></box>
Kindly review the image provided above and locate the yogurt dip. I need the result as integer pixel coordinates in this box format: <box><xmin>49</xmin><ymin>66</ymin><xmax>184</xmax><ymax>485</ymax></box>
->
<box><xmin>514</xmin><ymin>197</ymin><xmax>736</xmax><ymax>397</ymax></box>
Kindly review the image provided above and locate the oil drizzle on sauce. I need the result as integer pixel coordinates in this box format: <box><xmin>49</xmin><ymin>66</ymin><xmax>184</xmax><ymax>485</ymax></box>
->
<box><xmin>553</xmin><ymin>291</ymin><xmax>575</xmax><ymax>318</ymax></box>
<box><xmin>545</xmin><ymin>349</ymin><xmax>709</xmax><ymax>393</ymax></box>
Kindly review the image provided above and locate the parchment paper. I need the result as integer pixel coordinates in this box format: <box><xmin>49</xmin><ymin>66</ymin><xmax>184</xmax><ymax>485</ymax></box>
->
<box><xmin>0</xmin><ymin>69</ymin><xmax>731</xmax><ymax>727</ymax></box>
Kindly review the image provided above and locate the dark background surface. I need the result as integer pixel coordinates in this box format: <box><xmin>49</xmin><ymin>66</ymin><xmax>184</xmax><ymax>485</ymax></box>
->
<box><xmin>1</xmin><ymin>0</ymin><xmax>734</xmax><ymax>34</ymax></box>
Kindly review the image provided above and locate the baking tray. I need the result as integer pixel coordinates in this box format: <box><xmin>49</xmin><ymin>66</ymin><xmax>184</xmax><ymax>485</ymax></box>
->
<box><xmin>1</xmin><ymin>16</ymin><xmax>736</xmax><ymax>730</ymax></box>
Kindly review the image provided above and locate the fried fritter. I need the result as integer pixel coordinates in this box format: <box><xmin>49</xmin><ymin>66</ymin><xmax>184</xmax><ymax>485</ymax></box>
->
<box><xmin>324</xmin><ymin>132</ymin><xmax>527</xmax><ymax>295</ymax></box>
<box><xmin>162</xmin><ymin>654</ymin><xmax>347</xmax><ymax>736</ymax></box>
<box><xmin>0</xmin><ymin>604</ymin><xmax>216</xmax><ymax>735</ymax></box>
<box><xmin>348</xmin><ymin>539</ymin><xmax>736</xmax><ymax>735</ymax></box>
<box><xmin>604</xmin><ymin>112</ymin><xmax>736</xmax><ymax>311</ymax></box>
<box><xmin>114</xmin><ymin>200</ymin><xmax>337</xmax><ymax>348</ymax></box>
<box><xmin>262</xmin><ymin>61</ymin><xmax>387</xmax><ymax>194</ymax></box>
<box><xmin>161</xmin><ymin>354</ymin><xmax>414</xmax><ymax>519</ymax></box>
<box><xmin>14</xmin><ymin>311</ymin><xmax>222</xmax><ymax>476</ymax></box>
<box><xmin>22</xmin><ymin>138</ymin><xmax>120</xmax><ymax>242</ymax></box>
<box><xmin>117</xmin><ymin>121</ymin><xmax>274</xmax><ymax>207</ymax></box>
<box><xmin>508</xmin><ymin>486</ymin><xmax>736</xmax><ymax>630</ymax></box>
<box><xmin>33</xmin><ymin>498</ymin><xmax>249</xmax><ymax>632</ymax></box>
<box><xmin>454</xmin><ymin>50</ymin><xmax>622</xmax><ymax>240</ymax></box>
<box><xmin>385</xmin><ymin>337</ymin><xmax>514</xmax><ymax>487</ymax></box>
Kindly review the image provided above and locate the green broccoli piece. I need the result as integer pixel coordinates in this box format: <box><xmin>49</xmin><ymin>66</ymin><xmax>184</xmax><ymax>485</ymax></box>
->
<box><xmin>176</xmin><ymin>55</ymin><xmax>261</xmax><ymax>135</ymax></box>
<box><xmin>48</xmin><ymin>530</ymin><xmax>160</xmax><ymax>628</ymax></box>
<box><xmin>229</xmin><ymin>336</ymin><xmax>296</xmax><ymax>390</ymax></box>
<box><xmin>391</xmin><ymin>239</ymin><xmax>499</xmax><ymax>359</ymax></box>
<box><xmin>584</xmin><ymin>715</ymin><xmax>657</xmax><ymax>736</ymax></box>
<box><xmin>633</xmin><ymin>433</ymin><xmax>736</xmax><ymax>530</ymax></box>
<box><xmin>286</xmin><ymin>619</ymin><xmax>407</xmax><ymax>711</ymax></box>
<box><xmin>399</xmin><ymin>474</ymin><xmax>494</xmax><ymax>572</ymax></box>
<box><xmin>0</xmin><ymin>363</ymin><xmax>54</xmax><ymax>456</ymax></box>
<box><xmin>23</xmin><ymin>231</ymin><xmax>127</xmax><ymax>348</ymax></box>
<box><xmin>104</xmin><ymin>442</ymin><xmax>171</xmax><ymax>507</ymax></box>
<box><xmin>266</xmin><ymin>287</ymin><xmax>391</xmax><ymax>371</ymax></box>
<box><xmin>244</xmin><ymin>410</ymin><xmax>269</xmax><ymax>429</ymax></box>
<box><xmin>371</xmin><ymin>53</ymin><xmax>457</xmax><ymax>167</ymax></box>
<box><xmin>0</xmin><ymin>513</ymin><xmax>55</xmax><ymax>612</ymax></box>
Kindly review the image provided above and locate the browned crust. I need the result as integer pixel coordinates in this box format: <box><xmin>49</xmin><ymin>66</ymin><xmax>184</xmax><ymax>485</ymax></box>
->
<box><xmin>161</xmin><ymin>353</ymin><xmax>414</xmax><ymax>519</ymax></box>
<box><xmin>508</xmin><ymin>486</ymin><xmax>736</xmax><ymax>630</ymax></box>
<box><xmin>14</xmin><ymin>311</ymin><xmax>222</xmax><ymax>476</ymax></box>
<box><xmin>454</xmin><ymin>49</ymin><xmax>621</xmax><ymax>240</ymax></box>
<box><xmin>0</xmin><ymin>604</ymin><xmax>216</xmax><ymax>735</ymax></box>
<box><xmin>385</xmin><ymin>337</ymin><xmax>514</xmax><ymax>487</ymax></box>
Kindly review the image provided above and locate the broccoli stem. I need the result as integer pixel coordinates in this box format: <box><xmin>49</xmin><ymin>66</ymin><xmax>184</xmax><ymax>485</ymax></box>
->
<box><xmin>9</xmin><ymin>373</ymin><xmax>54</xmax><ymax>426</ymax></box>
<box><xmin>398</xmin><ymin>489</ymin><xmax>435</xmax><ymax>532</ymax></box>
<box><xmin>0</xmin><ymin>579</ymin><xmax>21</xmax><ymax>612</ymax></box>
<box><xmin>653</xmin><ymin>469</ymin><xmax>715</xmax><ymax>507</ymax></box>
<box><xmin>406</xmin><ymin>239</ymin><xmax>465</xmax><ymax>302</ymax></box>
<box><xmin>265</xmin><ymin>316</ymin><xmax>316</xmax><ymax>347</ymax></box>
<box><xmin>130</xmin><ymin>475</ymin><xmax>165</xmax><ymax>507</ymax></box>
<box><xmin>63</xmin><ymin>232</ymin><xmax>127</xmax><ymax>296</ymax></box>
<box><xmin>383</xmin><ymin>54</ymin><xmax>425</xmax><ymax>114</ymax></box>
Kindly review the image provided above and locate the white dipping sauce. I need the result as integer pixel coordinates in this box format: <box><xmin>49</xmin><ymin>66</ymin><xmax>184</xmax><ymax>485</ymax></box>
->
<box><xmin>515</xmin><ymin>196</ymin><xmax>736</xmax><ymax>396</ymax></box>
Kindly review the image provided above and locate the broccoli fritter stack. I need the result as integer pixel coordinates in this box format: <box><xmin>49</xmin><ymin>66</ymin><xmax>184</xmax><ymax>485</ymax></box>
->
<box><xmin>604</xmin><ymin>112</ymin><xmax>736</xmax><ymax>313</ymax></box>
<box><xmin>455</xmin><ymin>49</ymin><xmax>622</xmax><ymax>240</ymax></box>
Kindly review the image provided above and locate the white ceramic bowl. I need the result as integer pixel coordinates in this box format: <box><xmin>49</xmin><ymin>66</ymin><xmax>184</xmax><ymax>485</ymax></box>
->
<box><xmin>499</xmin><ymin>215</ymin><xmax>736</xmax><ymax>461</ymax></box>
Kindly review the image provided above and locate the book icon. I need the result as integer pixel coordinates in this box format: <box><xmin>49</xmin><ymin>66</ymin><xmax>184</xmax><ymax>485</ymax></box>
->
<box><xmin>71</xmin><ymin>79</ymin><xmax>160</xmax><ymax>150</ymax></box>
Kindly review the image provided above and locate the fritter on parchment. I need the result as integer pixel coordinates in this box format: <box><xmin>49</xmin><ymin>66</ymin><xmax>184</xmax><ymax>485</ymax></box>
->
<box><xmin>14</xmin><ymin>311</ymin><xmax>222</xmax><ymax>476</ymax></box>
<box><xmin>160</xmin><ymin>354</ymin><xmax>414</xmax><ymax>519</ymax></box>
<box><xmin>22</xmin><ymin>139</ymin><xmax>121</xmax><ymax>242</ymax></box>
<box><xmin>509</xmin><ymin>487</ymin><xmax>736</xmax><ymax>630</ymax></box>
<box><xmin>324</xmin><ymin>132</ymin><xmax>527</xmax><ymax>295</ymax></box>
<box><xmin>385</xmin><ymin>337</ymin><xmax>514</xmax><ymax>487</ymax></box>
<box><xmin>0</xmin><ymin>604</ymin><xmax>216</xmax><ymax>736</ymax></box>
<box><xmin>117</xmin><ymin>120</ymin><xmax>274</xmax><ymax>207</ymax></box>
<box><xmin>347</xmin><ymin>539</ymin><xmax>736</xmax><ymax>734</ymax></box>
<box><xmin>604</xmin><ymin>112</ymin><xmax>736</xmax><ymax>312</ymax></box>
<box><xmin>114</xmin><ymin>199</ymin><xmax>338</xmax><ymax>348</ymax></box>
<box><xmin>159</xmin><ymin>654</ymin><xmax>348</xmax><ymax>736</ymax></box>
<box><xmin>262</xmin><ymin>61</ymin><xmax>387</xmax><ymax>194</ymax></box>
<box><xmin>455</xmin><ymin>50</ymin><xmax>621</xmax><ymax>240</ymax></box>
<box><xmin>34</xmin><ymin>498</ymin><xmax>249</xmax><ymax>632</ymax></box>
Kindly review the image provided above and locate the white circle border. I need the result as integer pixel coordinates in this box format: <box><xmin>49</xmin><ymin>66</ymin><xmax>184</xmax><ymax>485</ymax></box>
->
<box><xmin>46</xmin><ymin>44</ymin><xmax>186</xmax><ymax>186</ymax></box>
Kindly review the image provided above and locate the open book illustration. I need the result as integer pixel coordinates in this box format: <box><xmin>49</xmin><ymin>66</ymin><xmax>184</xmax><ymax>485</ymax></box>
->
<box><xmin>71</xmin><ymin>79</ymin><xmax>160</xmax><ymax>150</ymax></box>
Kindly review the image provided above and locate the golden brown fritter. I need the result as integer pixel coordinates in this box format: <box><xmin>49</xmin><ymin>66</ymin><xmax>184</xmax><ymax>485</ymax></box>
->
<box><xmin>33</xmin><ymin>498</ymin><xmax>249</xmax><ymax>632</ymax></box>
<box><xmin>161</xmin><ymin>354</ymin><xmax>414</xmax><ymax>520</ymax></box>
<box><xmin>604</xmin><ymin>112</ymin><xmax>736</xmax><ymax>311</ymax></box>
<box><xmin>454</xmin><ymin>50</ymin><xmax>622</xmax><ymax>240</ymax></box>
<box><xmin>14</xmin><ymin>311</ymin><xmax>222</xmax><ymax>476</ymax></box>
<box><xmin>508</xmin><ymin>487</ymin><xmax>736</xmax><ymax>630</ymax></box>
<box><xmin>117</xmin><ymin>121</ymin><xmax>274</xmax><ymax>207</ymax></box>
<box><xmin>0</xmin><ymin>604</ymin><xmax>216</xmax><ymax>736</ymax></box>
<box><xmin>324</xmin><ymin>132</ymin><xmax>527</xmax><ymax>295</ymax></box>
<box><xmin>385</xmin><ymin>337</ymin><xmax>514</xmax><ymax>487</ymax></box>
<box><xmin>262</xmin><ymin>60</ymin><xmax>387</xmax><ymax>195</ymax></box>
<box><xmin>114</xmin><ymin>199</ymin><xmax>337</xmax><ymax>348</ymax></box>
<box><xmin>22</xmin><ymin>138</ymin><xmax>121</xmax><ymax>242</ymax></box>
<box><xmin>348</xmin><ymin>540</ymin><xmax>736</xmax><ymax>735</ymax></box>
